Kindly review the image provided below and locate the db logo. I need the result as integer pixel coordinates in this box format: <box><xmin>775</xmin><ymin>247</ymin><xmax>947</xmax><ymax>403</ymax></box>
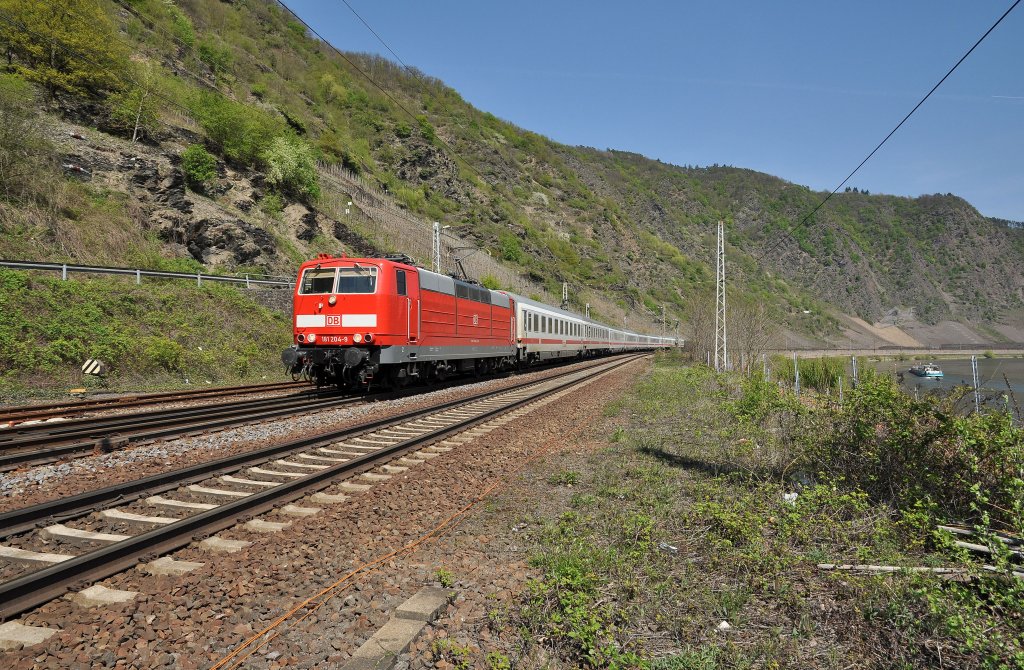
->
<box><xmin>472</xmin><ymin>314</ymin><xmax>479</xmax><ymax>326</ymax></box>
<box><xmin>326</xmin><ymin>315</ymin><xmax>342</xmax><ymax>326</ymax></box>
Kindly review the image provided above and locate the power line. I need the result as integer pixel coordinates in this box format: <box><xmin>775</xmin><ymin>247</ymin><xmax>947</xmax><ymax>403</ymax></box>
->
<box><xmin>273</xmin><ymin>0</ymin><xmax>490</xmax><ymax>189</ymax></box>
<box><xmin>273</xmin><ymin>4</ymin><xmax>426</xmax><ymax>134</ymax></box>
<box><xmin>759</xmin><ymin>0</ymin><xmax>1020</xmax><ymax>261</ymax></box>
<box><xmin>338</xmin><ymin>0</ymin><xmax>409</xmax><ymax>69</ymax></box>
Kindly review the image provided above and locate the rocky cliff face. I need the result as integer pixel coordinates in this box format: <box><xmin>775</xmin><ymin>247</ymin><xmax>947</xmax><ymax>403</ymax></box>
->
<box><xmin>30</xmin><ymin>116</ymin><xmax>378</xmax><ymax>276</ymax></box>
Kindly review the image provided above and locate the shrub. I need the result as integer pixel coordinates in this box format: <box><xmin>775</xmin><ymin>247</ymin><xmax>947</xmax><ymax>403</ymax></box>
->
<box><xmin>497</xmin><ymin>231</ymin><xmax>523</xmax><ymax>263</ymax></box>
<box><xmin>318</xmin><ymin>73</ymin><xmax>346</xmax><ymax>103</ymax></box>
<box><xmin>141</xmin><ymin>336</ymin><xmax>184</xmax><ymax>372</ymax></box>
<box><xmin>802</xmin><ymin>376</ymin><xmax>1024</xmax><ymax>530</ymax></box>
<box><xmin>731</xmin><ymin>372</ymin><xmax>795</xmax><ymax>422</ymax></box>
<box><xmin>180</xmin><ymin>144</ymin><xmax>218</xmax><ymax>191</ymax></box>
<box><xmin>261</xmin><ymin>135</ymin><xmax>320</xmax><ymax>200</ymax></box>
<box><xmin>198</xmin><ymin>39</ymin><xmax>233</xmax><ymax>76</ymax></box>
<box><xmin>188</xmin><ymin>91</ymin><xmax>283</xmax><ymax>165</ymax></box>
<box><xmin>416</xmin><ymin>114</ymin><xmax>437</xmax><ymax>144</ymax></box>
<box><xmin>260</xmin><ymin>192</ymin><xmax>284</xmax><ymax>217</ymax></box>
<box><xmin>168</xmin><ymin>6</ymin><xmax>195</xmax><ymax>49</ymax></box>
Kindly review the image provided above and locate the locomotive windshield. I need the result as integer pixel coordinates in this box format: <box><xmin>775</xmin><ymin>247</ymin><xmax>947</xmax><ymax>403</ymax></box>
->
<box><xmin>336</xmin><ymin>266</ymin><xmax>377</xmax><ymax>293</ymax></box>
<box><xmin>299</xmin><ymin>267</ymin><xmax>336</xmax><ymax>294</ymax></box>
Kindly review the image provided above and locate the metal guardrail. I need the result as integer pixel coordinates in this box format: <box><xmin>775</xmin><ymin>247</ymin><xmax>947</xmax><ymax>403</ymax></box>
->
<box><xmin>0</xmin><ymin>260</ymin><xmax>294</xmax><ymax>288</ymax></box>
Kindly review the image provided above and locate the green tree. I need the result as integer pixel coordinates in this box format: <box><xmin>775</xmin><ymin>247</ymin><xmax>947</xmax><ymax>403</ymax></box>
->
<box><xmin>0</xmin><ymin>74</ymin><xmax>54</xmax><ymax>204</ymax></box>
<box><xmin>106</xmin><ymin>63</ymin><xmax>158</xmax><ymax>142</ymax></box>
<box><xmin>261</xmin><ymin>135</ymin><xmax>320</xmax><ymax>201</ymax></box>
<box><xmin>0</xmin><ymin>0</ymin><xmax>127</xmax><ymax>95</ymax></box>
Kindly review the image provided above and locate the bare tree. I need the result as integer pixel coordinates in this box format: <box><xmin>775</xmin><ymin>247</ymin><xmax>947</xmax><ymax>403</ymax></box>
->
<box><xmin>729</xmin><ymin>297</ymin><xmax>779</xmax><ymax>373</ymax></box>
<box><xmin>684</xmin><ymin>288</ymin><xmax>715</xmax><ymax>366</ymax></box>
<box><xmin>685</xmin><ymin>290</ymin><xmax>779</xmax><ymax>371</ymax></box>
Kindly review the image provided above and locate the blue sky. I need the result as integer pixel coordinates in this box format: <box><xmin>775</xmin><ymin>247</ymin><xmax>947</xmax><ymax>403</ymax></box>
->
<box><xmin>286</xmin><ymin>1</ymin><xmax>1024</xmax><ymax>221</ymax></box>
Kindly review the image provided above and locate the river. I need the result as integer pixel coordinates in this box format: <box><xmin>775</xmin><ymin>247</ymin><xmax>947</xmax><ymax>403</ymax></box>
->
<box><xmin>868</xmin><ymin>356</ymin><xmax>1024</xmax><ymax>409</ymax></box>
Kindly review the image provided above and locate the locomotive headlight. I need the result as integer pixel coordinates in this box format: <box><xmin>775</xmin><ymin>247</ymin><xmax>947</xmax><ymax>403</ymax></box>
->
<box><xmin>328</xmin><ymin>295</ymin><xmax>337</xmax><ymax>306</ymax></box>
<box><xmin>364</xmin><ymin>333</ymin><xmax>373</xmax><ymax>343</ymax></box>
<box><xmin>307</xmin><ymin>333</ymin><xmax>317</xmax><ymax>343</ymax></box>
<box><xmin>353</xmin><ymin>333</ymin><xmax>363</xmax><ymax>343</ymax></box>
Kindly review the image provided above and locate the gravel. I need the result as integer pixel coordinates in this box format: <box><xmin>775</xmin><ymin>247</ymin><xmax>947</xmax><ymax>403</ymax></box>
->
<box><xmin>0</xmin><ymin>356</ymin><xmax>642</xmax><ymax>669</ymax></box>
<box><xmin>0</xmin><ymin>361</ymin><xmax>602</xmax><ymax>512</ymax></box>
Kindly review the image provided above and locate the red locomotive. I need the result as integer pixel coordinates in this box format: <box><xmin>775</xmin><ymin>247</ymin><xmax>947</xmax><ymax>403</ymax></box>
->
<box><xmin>282</xmin><ymin>254</ymin><xmax>675</xmax><ymax>388</ymax></box>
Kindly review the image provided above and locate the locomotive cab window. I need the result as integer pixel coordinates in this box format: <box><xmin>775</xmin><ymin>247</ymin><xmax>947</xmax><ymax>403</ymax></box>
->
<box><xmin>336</xmin><ymin>266</ymin><xmax>378</xmax><ymax>294</ymax></box>
<box><xmin>299</xmin><ymin>267</ymin><xmax>336</xmax><ymax>294</ymax></box>
<box><xmin>395</xmin><ymin>269</ymin><xmax>407</xmax><ymax>296</ymax></box>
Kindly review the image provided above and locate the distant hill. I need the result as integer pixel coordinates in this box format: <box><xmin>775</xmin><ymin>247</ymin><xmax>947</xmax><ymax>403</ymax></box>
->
<box><xmin>1</xmin><ymin>0</ymin><xmax>1022</xmax><ymax>349</ymax></box>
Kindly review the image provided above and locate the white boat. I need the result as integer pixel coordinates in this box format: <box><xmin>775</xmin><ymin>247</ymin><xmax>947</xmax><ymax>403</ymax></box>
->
<box><xmin>909</xmin><ymin>364</ymin><xmax>943</xmax><ymax>378</ymax></box>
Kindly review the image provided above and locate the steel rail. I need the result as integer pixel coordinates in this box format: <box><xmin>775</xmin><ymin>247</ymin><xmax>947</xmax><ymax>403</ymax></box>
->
<box><xmin>0</xmin><ymin>381</ymin><xmax>303</xmax><ymax>424</ymax></box>
<box><xmin>0</xmin><ymin>355</ymin><xmax>640</xmax><ymax>620</ymax></box>
<box><xmin>0</xmin><ymin>395</ymin><xmax>359</xmax><ymax>471</ymax></box>
<box><xmin>0</xmin><ymin>355</ymin><xmax>636</xmax><ymax>537</ymax></box>
<box><xmin>0</xmin><ymin>391</ymin><xmax>330</xmax><ymax>444</ymax></box>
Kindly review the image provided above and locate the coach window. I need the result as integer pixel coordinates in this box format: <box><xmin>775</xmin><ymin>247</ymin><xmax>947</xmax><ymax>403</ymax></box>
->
<box><xmin>300</xmin><ymin>267</ymin><xmax>336</xmax><ymax>294</ymax></box>
<box><xmin>336</xmin><ymin>266</ymin><xmax>378</xmax><ymax>293</ymax></box>
<box><xmin>395</xmin><ymin>269</ymin><xmax>407</xmax><ymax>296</ymax></box>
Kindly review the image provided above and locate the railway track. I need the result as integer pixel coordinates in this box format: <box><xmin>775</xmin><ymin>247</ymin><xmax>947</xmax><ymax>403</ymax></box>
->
<box><xmin>0</xmin><ymin>357</ymin><xmax>614</xmax><ymax>472</ymax></box>
<box><xmin>0</xmin><ymin>390</ymin><xmax>362</xmax><ymax>472</ymax></box>
<box><xmin>0</xmin><ymin>354</ymin><xmax>639</xmax><ymax>621</ymax></box>
<box><xmin>0</xmin><ymin>381</ymin><xmax>303</xmax><ymax>425</ymax></box>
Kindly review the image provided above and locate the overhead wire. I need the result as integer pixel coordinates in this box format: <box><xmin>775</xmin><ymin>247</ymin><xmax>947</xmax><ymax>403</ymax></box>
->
<box><xmin>337</xmin><ymin>0</ymin><xmax>410</xmax><ymax>69</ymax></box>
<box><xmin>756</xmin><ymin>0</ymin><xmax>1020</xmax><ymax>261</ymax></box>
<box><xmin>272</xmin><ymin>0</ymin><xmax>492</xmax><ymax>188</ymax></box>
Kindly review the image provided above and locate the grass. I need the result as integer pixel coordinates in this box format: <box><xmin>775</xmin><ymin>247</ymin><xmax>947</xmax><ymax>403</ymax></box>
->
<box><xmin>512</xmin><ymin>351</ymin><xmax>1024</xmax><ymax>669</ymax></box>
<box><xmin>0</xmin><ymin>268</ymin><xmax>292</xmax><ymax>399</ymax></box>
